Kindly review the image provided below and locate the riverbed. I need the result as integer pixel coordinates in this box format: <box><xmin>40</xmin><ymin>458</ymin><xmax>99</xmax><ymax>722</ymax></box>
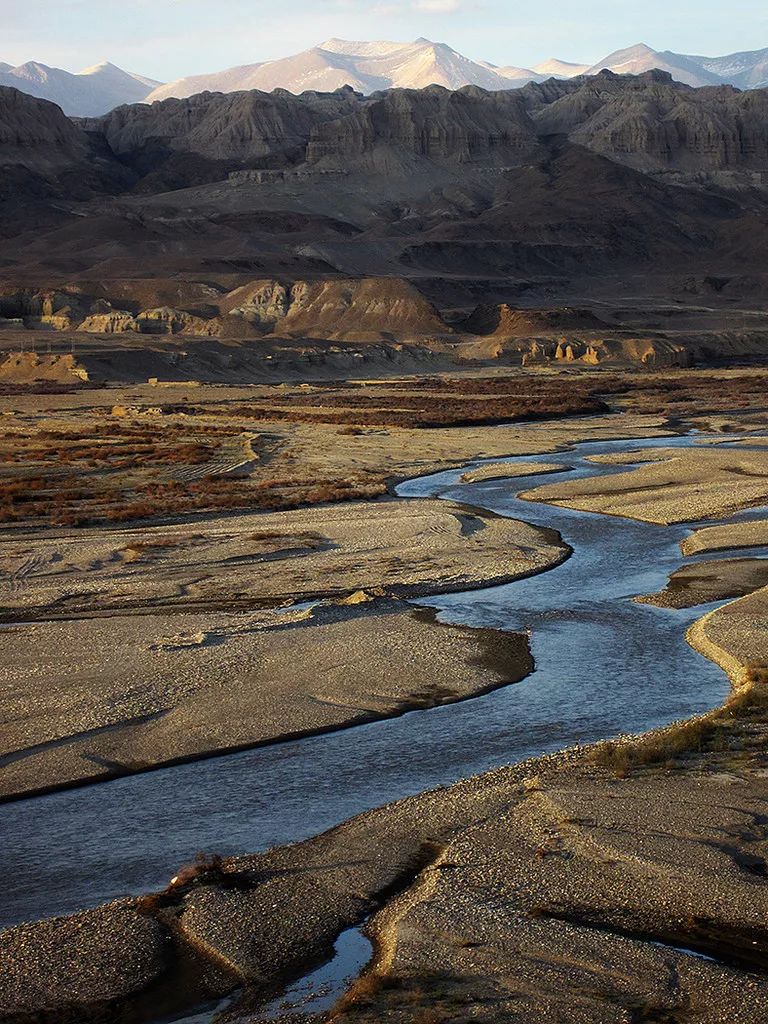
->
<box><xmin>0</xmin><ymin>433</ymin><xmax>755</xmax><ymax>929</ymax></box>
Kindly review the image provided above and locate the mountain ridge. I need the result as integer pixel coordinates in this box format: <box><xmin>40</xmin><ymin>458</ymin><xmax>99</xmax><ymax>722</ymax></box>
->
<box><xmin>147</xmin><ymin>38</ymin><xmax>768</xmax><ymax>106</ymax></box>
<box><xmin>6</xmin><ymin>39</ymin><xmax>768</xmax><ymax>117</ymax></box>
<box><xmin>3</xmin><ymin>72</ymin><xmax>768</xmax><ymax>358</ymax></box>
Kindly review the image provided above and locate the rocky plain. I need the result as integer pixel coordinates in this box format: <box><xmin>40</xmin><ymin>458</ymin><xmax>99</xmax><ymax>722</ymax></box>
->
<box><xmin>1</xmin><ymin>63</ymin><xmax>768</xmax><ymax>1024</ymax></box>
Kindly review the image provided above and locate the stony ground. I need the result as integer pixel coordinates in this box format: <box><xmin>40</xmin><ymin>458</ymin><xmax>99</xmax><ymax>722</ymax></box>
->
<box><xmin>2</xmin><ymin>586</ymin><xmax>767</xmax><ymax>1024</ymax></box>
<box><xmin>0</xmin><ymin>600</ymin><xmax>533</xmax><ymax>800</ymax></box>
<box><xmin>3</xmin><ymin>376</ymin><xmax>768</xmax><ymax>1022</ymax></box>
<box><xmin>459</xmin><ymin>460</ymin><xmax>566</xmax><ymax>483</ymax></box>
<box><xmin>0</xmin><ymin>384</ymin><xmax>662</xmax><ymax>802</ymax></box>
<box><xmin>0</xmin><ymin>498</ymin><xmax>564</xmax><ymax>617</ymax></box>
<box><xmin>683</xmin><ymin>518</ymin><xmax>768</xmax><ymax>556</ymax></box>
<box><xmin>0</xmin><ymin>491</ymin><xmax>565</xmax><ymax>799</ymax></box>
<box><xmin>524</xmin><ymin>443</ymin><xmax>768</xmax><ymax>523</ymax></box>
<box><xmin>638</xmin><ymin>556</ymin><xmax>768</xmax><ymax>608</ymax></box>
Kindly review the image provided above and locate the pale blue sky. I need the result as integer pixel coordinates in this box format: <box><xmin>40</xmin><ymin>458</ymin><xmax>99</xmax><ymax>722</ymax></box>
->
<box><xmin>2</xmin><ymin>0</ymin><xmax>767</xmax><ymax>80</ymax></box>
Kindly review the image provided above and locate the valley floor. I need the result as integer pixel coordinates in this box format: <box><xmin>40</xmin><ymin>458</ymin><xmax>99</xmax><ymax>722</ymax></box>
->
<box><xmin>1</xmin><ymin>370</ymin><xmax>768</xmax><ymax>1023</ymax></box>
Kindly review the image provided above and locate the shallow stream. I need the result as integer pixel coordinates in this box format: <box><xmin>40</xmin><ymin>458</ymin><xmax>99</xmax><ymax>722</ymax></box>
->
<box><xmin>1</xmin><ymin>433</ymin><xmax>760</xmax><ymax>930</ymax></box>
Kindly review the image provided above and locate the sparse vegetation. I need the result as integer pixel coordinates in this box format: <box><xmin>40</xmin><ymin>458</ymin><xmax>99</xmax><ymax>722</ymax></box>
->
<box><xmin>190</xmin><ymin>383</ymin><xmax>611</xmax><ymax>429</ymax></box>
<box><xmin>592</xmin><ymin>664</ymin><xmax>768</xmax><ymax>774</ymax></box>
<box><xmin>136</xmin><ymin>852</ymin><xmax>228</xmax><ymax>916</ymax></box>
<box><xmin>2</xmin><ymin>369</ymin><xmax>767</xmax><ymax>528</ymax></box>
<box><xmin>168</xmin><ymin>852</ymin><xmax>227</xmax><ymax>889</ymax></box>
<box><xmin>333</xmin><ymin>970</ymin><xmax>466</xmax><ymax>1020</ymax></box>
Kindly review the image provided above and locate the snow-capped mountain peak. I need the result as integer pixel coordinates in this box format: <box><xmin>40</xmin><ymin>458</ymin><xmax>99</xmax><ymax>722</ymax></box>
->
<box><xmin>4</xmin><ymin>38</ymin><xmax>768</xmax><ymax>117</ymax></box>
<box><xmin>145</xmin><ymin>37</ymin><xmax>542</xmax><ymax>103</ymax></box>
<box><xmin>0</xmin><ymin>58</ymin><xmax>161</xmax><ymax>115</ymax></box>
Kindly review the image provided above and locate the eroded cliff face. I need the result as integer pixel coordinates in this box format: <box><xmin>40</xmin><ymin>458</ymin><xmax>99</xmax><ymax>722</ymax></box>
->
<box><xmin>458</xmin><ymin>327</ymin><xmax>694</xmax><ymax>369</ymax></box>
<box><xmin>461</xmin><ymin>305</ymin><xmax>609</xmax><ymax>337</ymax></box>
<box><xmin>304</xmin><ymin>86</ymin><xmax>539</xmax><ymax>172</ymax></box>
<box><xmin>457</xmin><ymin>301</ymin><xmax>750</xmax><ymax>367</ymax></box>
<box><xmin>5</xmin><ymin>278</ymin><xmax>751</xmax><ymax>375</ymax></box>
<box><xmin>0</xmin><ymin>277</ymin><xmax>449</xmax><ymax>343</ymax></box>
<box><xmin>70</xmin><ymin>72</ymin><xmax>768</xmax><ymax>185</ymax></box>
<box><xmin>3</xmin><ymin>75</ymin><xmax>768</xmax><ymax>360</ymax></box>
<box><xmin>219</xmin><ymin>280</ymin><xmax>292</xmax><ymax>326</ymax></box>
<box><xmin>273</xmin><ymin>277</ymin><xmax>449</xmax><ymax>339</ymax></box>
<box><xmin>0</xmin><ymin>86</ymin><xmax>133</xmax><ymax>204</ymax></box>
<box><xmin>0</xmin><ymin>87</ymin><xmax>87</xmax><ymax>168</ymax></box>
<box><xmin>82</xmin><ymin>88</ymin><xmax>362</xmax><ymax>162</ymax></box>
<box><xmin>526</xmin><ymin>70</ymin><xmax>768</xmax><ymax>172</ymax></box>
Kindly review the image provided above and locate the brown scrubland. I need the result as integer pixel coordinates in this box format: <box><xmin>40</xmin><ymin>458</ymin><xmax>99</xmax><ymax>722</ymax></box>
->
<box><xmin>0</xmin><ymin>369</ymin><xmax>766</xmax><ymax>529</ymax></box>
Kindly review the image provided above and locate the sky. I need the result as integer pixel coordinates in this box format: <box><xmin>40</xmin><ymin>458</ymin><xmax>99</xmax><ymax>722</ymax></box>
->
<box><xmin>2</xmin><ymin>0</ymin><xmax>767</xmax><ymax>80</ymax></box>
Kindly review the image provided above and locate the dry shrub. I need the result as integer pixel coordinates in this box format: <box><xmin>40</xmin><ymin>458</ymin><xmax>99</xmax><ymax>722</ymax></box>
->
<box><xmin>135</xmin><ymin>891</ymin><xmax>164</xmax><ymax>916</ymax></box>
<box><xmin>104</xmin><ymin>501</ymin><xmax>161</xmax><ymax>523</ymax></box>
<box><xmin>122</xmin><ymin>538</ymin><xmax>179</xmax><ymax>562</ymax></box>
<box><xmin>203</xmin><ymin>395</ymin><xmax>609</xmax><ymax>429</ymax></box>
<box><xmin>169</xmin><ymin>851</ymin><xmax>226</xmax><ymax>889</ymax></box>
<box><xmin>413</xmin><ymin>1011</ymin><xmax>444</xmax><ymax>1024</ymax></box>
<box><xmin>592</xmin><ymin>664</ymin><xmax>768</xmax><ymax>775</ymax></box>
<box><xmin>134</xmin><ymin>852</ymin><xmax>227</xmax><ymax>917</ymax></box>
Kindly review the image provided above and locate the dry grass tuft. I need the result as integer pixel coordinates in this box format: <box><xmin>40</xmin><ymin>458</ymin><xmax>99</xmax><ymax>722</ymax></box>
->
<box><xmin>413</xmin><ymin>1011</ymin><xmax>445</xmax><ymax>1024</ymax></box>
<box><xmin>592</xmin><ymin>664</ymin><xmax>768</xmax><ymax>775</ymax></box>
<box><xmin>134</xmin><ymin>852</ymin><xmax>228</xmax><ymax>916</ymax></box>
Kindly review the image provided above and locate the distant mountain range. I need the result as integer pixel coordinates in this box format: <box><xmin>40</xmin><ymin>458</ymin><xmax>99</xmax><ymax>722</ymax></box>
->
<box><xmin>141</xmin><ymin>39</ymin><xmax>768</xmax><ymax>102</ymax></box>
<box><xmin>3</xmin><ymin>40</ymin><xmax>768</xmax><ymax>117</ymax></box>
<box><xmin>0</xmin><ymin>60</ymin><xmax>161</xmax><ymax>116</ymax></box>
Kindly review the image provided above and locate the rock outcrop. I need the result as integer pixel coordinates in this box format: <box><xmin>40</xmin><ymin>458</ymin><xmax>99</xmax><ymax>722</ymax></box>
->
<box><xmin>462</xmin><ymin>305</ymin><xmax>609</xmax><ymax>337</ymax></box>
<box><xmin>525</xmin><ymin>70</ymin><xmax>768</xmax><ymax>172</ymax></box>
<box><xmin>220</xmin><ymin>279</ymin><xmax>292</xmax><ymax>326</ymax></box>
<box><xmin>305</xmin><ymin>86</ymin><xmax>538</xmax><ymax>172</ymax></box>
<box><xmin>74</xmin><ymin>73</ymin><xmax>768</xmax><ymax>187</ymax></box>
<box><xmin>460</xmin><ymin>330</ymin><xmax>693</xmax><ymax>368</ymax></box>
<box><xmin>78</xmin><ymin>309</ymin><xmax>137</xmax><ymax>333</ymax></box>
<box><xmin>83</xmin><ymin>87</ymin><xmax>361</xmax><ymax>164</ymax></box>
<box><xmin>4</xmin><ymin>75</ymin><xmax>768</xmax><ymax>340</ymax></box>
<box><xmin>0</xmin><ymin>87</ymin><xmax>88</xmax><ymax>170</ymax></box>
<box><xmin>134</xmin><ymin>307</ymin><xmax>222</xmax><ymax>336</ymax></box>
<box><xmin>0</xmin><ymin>278</ymin><xmax>448</xmax><ymax>342</ymax></box>
<box><xmin>272</xmin><ymin>277</ymin><xmax>448</xmax><ymax>340</ymax></box>
<box><xmin>222</xmin><ymin>277</ymin><xmax>448</xmax><ymax>340</ymax></box>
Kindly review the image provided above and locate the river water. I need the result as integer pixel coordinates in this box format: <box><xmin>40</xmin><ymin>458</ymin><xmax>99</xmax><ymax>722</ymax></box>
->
<box><xmin>0</xmin><ymin>433</ymin><xmax>757</xmax><ymax>929</ymax></box>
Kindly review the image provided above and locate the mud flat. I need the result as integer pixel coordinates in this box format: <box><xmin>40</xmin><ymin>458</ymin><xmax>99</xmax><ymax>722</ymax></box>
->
<box><xmin>524</xmin><ymin>443</ymin><xmax>768</xmax><ymax>523</ymax></box>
